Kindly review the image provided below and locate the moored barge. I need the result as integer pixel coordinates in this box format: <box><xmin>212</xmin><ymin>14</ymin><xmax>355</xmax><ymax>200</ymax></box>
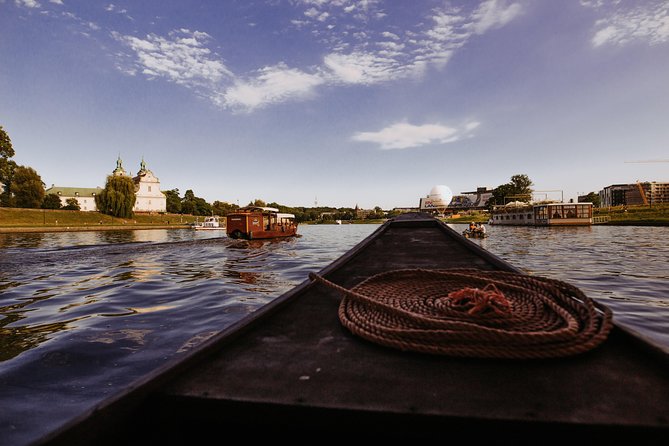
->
<box><xmin>491</xmin><ymin>201</ymin><xmax>593</xmax><ymax>226</ymax></box>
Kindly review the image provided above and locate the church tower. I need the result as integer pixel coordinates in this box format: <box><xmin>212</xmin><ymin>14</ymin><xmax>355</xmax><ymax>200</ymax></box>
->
<box><xmin>131</xmin><ymin>158</ymin><xmax>166</xmax><ymax>213</ymax></box>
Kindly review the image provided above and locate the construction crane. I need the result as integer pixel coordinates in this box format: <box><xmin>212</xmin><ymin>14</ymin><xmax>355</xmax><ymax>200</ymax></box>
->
<box><xmin>625</xmin><ymin>160</ymin><xmax>668</xmax><ymax>206</ymax></box>
<box><xmin>636</xmin><ymin>181</ymin><xmax>649</xmax><ymax>205</ymax></box>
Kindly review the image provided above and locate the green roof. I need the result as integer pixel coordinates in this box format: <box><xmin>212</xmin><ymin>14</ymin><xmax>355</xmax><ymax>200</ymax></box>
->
<box><xmin>45</xmin><ymin>186</ymin><xmax>103</xmax><ymax>197</ymax></box>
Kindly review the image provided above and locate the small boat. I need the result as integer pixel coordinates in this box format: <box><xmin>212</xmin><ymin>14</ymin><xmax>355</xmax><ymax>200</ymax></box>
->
<box><xmin>225</xmin><ymin>206</ymin><xmax>298</xmax><ymax>240</ymax></box>
<box><xmin>462</xmin><ymin>229</ymin><xmax>488</xmax><ymax>238</ymax></box>
<box><xmin>38</xmin><ymin>213</ymin><xmax>669</xmax><ymax>444</ymax></box>
<box><xmin>193</xmin><ymin>216</ymin><xmax>224</xmax><ymax>230</ymax></box>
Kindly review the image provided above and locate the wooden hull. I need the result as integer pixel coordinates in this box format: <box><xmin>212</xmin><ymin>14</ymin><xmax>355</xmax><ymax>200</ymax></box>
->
<box><xmin>227</xmin><ymin>227</ymin><xmax>297</xmax><ymax>240</ymax></box>
<box><xmin>41</xmin><ymin>213</ymin><xmax>669</xmax><ymax>444</ymax></box>
<box><xmin>462</xmin><ymin>229</ymin><xmax>488</xmax><ymax>238</ymax></box>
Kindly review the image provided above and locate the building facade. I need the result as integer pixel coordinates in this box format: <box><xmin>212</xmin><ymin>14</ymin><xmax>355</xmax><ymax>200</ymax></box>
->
<box><xmin>109</xmin><ymin>157</ymin><xmax>166</xmax><ymax>212</ymax></box>
<box><xmin>44</xmin><ymin>186</ymin><xmax>103</xmax><ymax>211</ymax></box>
<box><xmin>46</xmin><ymin>157</ymin><xmax>166</xmax><ymax>213</ymax></box>
<box><xmin>599</xmin><ymin>182</ymin><xmax>669</xmax><ymax>207</ymax></box>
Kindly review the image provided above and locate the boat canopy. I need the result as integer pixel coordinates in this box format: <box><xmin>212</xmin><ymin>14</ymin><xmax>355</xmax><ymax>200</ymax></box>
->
<box><xmin>238</xmin><ymin>206</ymin><xmax>280</xmax><ymax>213</ymax></box>
<box><xmin>276</xmin><ymin>213</ymin><xmax>295</xmax><ymax>219</ymax></box>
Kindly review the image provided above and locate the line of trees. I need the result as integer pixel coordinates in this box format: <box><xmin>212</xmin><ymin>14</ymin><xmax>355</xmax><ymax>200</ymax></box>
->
<box><xmin>1</xmin><ymin>125</ymin><xmax>47</xmax><ymax>209</ymax></box>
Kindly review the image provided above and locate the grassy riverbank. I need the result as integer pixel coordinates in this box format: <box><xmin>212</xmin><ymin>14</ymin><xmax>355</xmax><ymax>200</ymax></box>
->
<box><xmin>2</xmin><ymin>204</ymin><xmax>668</xmax><ymax>232</ymax></box>
<box><xmin>0</xmin><ymin>207</ymin><xmax>198</xmax><ymax>232</ymax></box>
<box><xmin>593</xmin><ymin>204</ymin><xmax>669</xmax><ymax>225</ymax></box>
<box><xmin>439</xmin><ymin>204</ymin><xmax>669</xmax><ymax>226</ymax></box>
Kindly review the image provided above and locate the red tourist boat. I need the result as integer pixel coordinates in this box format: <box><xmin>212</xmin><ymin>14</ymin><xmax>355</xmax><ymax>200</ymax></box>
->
<box><xmin>225</xmin><ymin>206</ymin><xmax>298</xmax><ymax>240</ymax></box>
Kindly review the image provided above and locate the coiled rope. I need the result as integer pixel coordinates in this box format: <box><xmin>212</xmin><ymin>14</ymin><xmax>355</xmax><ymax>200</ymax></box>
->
<box><xmin>309</xmin><ymin>269</ymin><xmax>613</xmax><ymax>359</ymax></box>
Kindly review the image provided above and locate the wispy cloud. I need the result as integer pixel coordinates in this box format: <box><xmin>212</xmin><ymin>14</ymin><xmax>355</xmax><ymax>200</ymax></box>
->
<box><xmin>588</xmin><ymin>1</ymin><xmax>669</xmax><ymax>47</ymax></box>
<box><xmin>113</xmin><ymin>29</ymin><xmax>233</xmax><ymax>87</ymax></box>
<box><xmin>111</xmin><ymin>1</ymin><xmax>522</xmax><ymax>112</ymax></box>
<box><xmin>221</xmin><ymin>63</ymin><xmax>324</xmax><ymax>112</ymax></box>
<box><xmin>318</xmin><ymin>0</ymin><xmax>523</xmax><ymax>86</ymax></box>
<box><xmin>322</xmin><ymin>51</ymin><xmax>405</xmax><ymax>85</ymax></box>
<box><xmin>352</xmin><ymin>121</ymin><xmax>480</xmax><ymax>150</ymax></box>
<box><xmin>15</xmin><ymin>0</ymin><xmax>40</xmax><ymax>8</ymax></box>
<box><xmin>105</xmin><ymin>3</ymin><xmax>133</xmax><ymax>20</ymax></box>
<box><xmin>469</xmin><ymin>0</ymin><xmax>523</xmax><ymax>34</ymax></box>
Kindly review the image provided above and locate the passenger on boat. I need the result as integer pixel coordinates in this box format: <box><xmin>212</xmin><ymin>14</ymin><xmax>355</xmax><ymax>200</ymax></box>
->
<box><xmin>476</xmin><ymin>223</ymin><xmax>486</xmax><ymax>234</ymax></box>
<box><xmin>469</xmin><ymin>222</ymin><xmax>476</xmax><ymax>232</ymax></box>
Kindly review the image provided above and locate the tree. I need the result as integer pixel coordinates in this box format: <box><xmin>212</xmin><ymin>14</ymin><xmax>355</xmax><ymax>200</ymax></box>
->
<box><xmin>0</xmin><ymin>125</ymin><xmax>13</xmax><ymax>159</ymax></box>
<box><xmin>181</xmin><ymin>189</ymin><xmax>212</xmax><ymax>216</ymax></box>
<box><xmin>509</xmin><ymin>174</ymin><xmax>533</xmax><ymax>200</ymax></box>
<box><xmin>194</xmin><ymin>197</ymin><xmax>212</xmax><ymax>216</ymax></box>
<box><xmin>181</xmin><ymin>189</ymin><xmax>196</xmax><ymax>215</ymax></box>
<box><xmin>366</xmin><ymin>206</ymin><xmax>385</xmax><ymax>220</ymax></box>
<box><xmin>42</xmin><ymin>193</ymin><xmax>62</xmax><ymax>209</ymax></box>
<box><xmin>10</xmin><ymin>165</ymin><xmax>45</xmax><ymax>208</ymax></box>
<box><xmin>164</xmin><ymin>188</ymin><xmax>182</xmax><ymax>213</ymax></box>
<box><xmin>489</xmin><ymin>174</ymin><xmax>534</xmax><ymax>208</ymax></box>
<box><xmin>95</xmin><ymin>175</ymin><xmax>136</xmax><ymax>218</ymax></box>
<box><xmin>63</xmin><ymin>197</ymin><xmax>81</xmax><ymax>211</ymax></box>
<box><xmin>582</xmin><ymin>192</ymin><xmax>601</xmax><ymax>208</ymax></box>
<box><xmin>0</xmin><ymin>125</ymin><xmax>17</xmax><ymax>206</ymax></box>
<box><xmin>212</xmin><ymin>200</ymin><xmax>238</xmax><ymax>216</ymax></box>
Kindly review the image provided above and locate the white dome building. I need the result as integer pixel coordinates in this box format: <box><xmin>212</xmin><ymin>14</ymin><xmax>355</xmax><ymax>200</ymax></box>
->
<box><xmin>419</xmin><ymin>185</ymin><xmax>453</xmax><ymax>213</ymax></box>
<box><xmin>429</xmin><ymin>185</ymin><xmax>453</xmax><ymax>206</ymax></box>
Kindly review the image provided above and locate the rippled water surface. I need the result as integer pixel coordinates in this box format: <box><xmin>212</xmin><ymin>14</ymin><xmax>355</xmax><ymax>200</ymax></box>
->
<box><xmin>1</xmin><ymin>223</ymin><xmax>668</xmax><ymax>445</ymax></box>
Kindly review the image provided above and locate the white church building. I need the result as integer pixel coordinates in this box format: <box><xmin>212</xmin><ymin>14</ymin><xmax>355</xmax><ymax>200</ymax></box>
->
<box><xmin>46</xmin><ymin>157</ymin><xmax>167</xmax><ymax>213</ymax></box>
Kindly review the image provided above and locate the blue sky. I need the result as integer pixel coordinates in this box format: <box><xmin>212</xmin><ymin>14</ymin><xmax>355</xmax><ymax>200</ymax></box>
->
<box><xmin>1</xmin><ymin>0</ymin><xmax>668</xmax><ymax>209</ymax></box>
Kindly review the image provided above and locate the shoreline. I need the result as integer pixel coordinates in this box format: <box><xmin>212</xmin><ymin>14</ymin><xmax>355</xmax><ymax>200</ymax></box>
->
<box><xmin>3</xmin><ymin>220</ymin><xmax>668</xmax><ymax>234</ymax></box>
<box><xmin>0</xmin><ymin>225</ymin><xmax>192</xmax><ymax>234</ymax></box>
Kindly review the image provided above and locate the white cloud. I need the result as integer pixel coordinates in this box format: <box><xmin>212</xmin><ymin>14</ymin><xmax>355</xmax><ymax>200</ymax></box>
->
<box><xmin>591</xmin><ymin>2</ymin><xmax>669</xmax><ymax>47</ymax></box>
<box><xmin>221</xmin><ymin>64</ymin><xmax>324</xmax><ymax>112</ymax></box>
<box><xmin>113</xmin><ymin>29</ymin><xmax>233</xmax><ymax>87</ymax></box>
<box><xmin>470</xmin><ymin>0</ymin><xmax>523</xmax><ymax>35</ymax></box>
<box><xmin>322</xmin><ymin>51</ymin><xmax>403</xmax><ymax>85</ymax></box>
<box><xmin>352</xmin><ymin>121</ymin><xmax>480</xmax><ymax>150</ymax></box>
<box><xmin>15</xmin><ymin>0</ymin><xmax>40</xmax><ymax>8</ymax></box>
<box><xmin>109</xmin><ymin>2</ymin><xmax>524</xmax><ymax>112</ymax></box>
<box><xmin>50</xmin><ymin>0</ymin><xmax>63</xmax><ymax>5</ymax></box>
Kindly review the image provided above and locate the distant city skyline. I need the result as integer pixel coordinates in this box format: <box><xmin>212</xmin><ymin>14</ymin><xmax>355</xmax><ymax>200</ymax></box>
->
<box><xmin>2</xmin><ymin>1</ymin><xmax>668</xmax><ymax>209</ymax></box>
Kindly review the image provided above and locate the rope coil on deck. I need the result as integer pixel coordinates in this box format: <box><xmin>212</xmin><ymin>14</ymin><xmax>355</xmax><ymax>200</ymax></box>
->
<box><xmin>309</xmin><ymin>269</ymin><xmax>613</xmax><ymax>359</ymax></box>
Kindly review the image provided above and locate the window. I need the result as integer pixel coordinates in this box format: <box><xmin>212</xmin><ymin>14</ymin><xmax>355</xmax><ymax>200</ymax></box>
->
<box><xmin>577</xmin><ymin>205</ymin><xmax>591</xmax><ymax>218</ymax></box>
<box><xmin>148</xmin><ymin>186</ymin><xmax>152</xmax><ymax>192</ymax></box>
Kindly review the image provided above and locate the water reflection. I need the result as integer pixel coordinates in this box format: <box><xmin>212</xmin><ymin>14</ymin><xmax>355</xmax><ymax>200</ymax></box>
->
<box><xmin>0</xmin><ymin>232</ymin><xmax>45</xmax><ymax>249</ymax></box>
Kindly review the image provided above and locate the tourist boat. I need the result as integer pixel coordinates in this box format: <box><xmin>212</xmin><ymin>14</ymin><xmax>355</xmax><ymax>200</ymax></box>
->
<box><xmin>38</xmin><ymin>213</ymin><xmax>669</xmax><ymax>444</ymax></box>
<box><xmin>490</xmin><ymin>201</ymin><xmax>593</xmax><ymax>226</ymax></box>
<box><xmin>193</xmin><ymin>216</ymin><xmax>224</xmax><ymax>230</ymax></box>
<box><xmin>225</xmin><ymin>206</ymin><xmax>297</xmax><ymax>240</ymax></box>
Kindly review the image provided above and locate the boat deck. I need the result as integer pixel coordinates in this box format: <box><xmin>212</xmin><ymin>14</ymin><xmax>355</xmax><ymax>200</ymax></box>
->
<box><xmin>42</xmin><ymin>214</ymin><xmax>669</xmax><ymax>444</ymax></box>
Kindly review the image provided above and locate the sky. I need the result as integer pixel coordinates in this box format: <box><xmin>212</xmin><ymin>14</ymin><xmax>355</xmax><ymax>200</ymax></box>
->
<box><xmin>1</xmin><ymin>0</ymin><xmax>668</xmax><ymax>209</ymax></box>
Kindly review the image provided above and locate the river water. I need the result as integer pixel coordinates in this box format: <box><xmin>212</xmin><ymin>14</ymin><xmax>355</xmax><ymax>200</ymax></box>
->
<box><xmin>1</xmin><ymin>222</ymin><xmax>668</xmax><ymax>445</ymax></box>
